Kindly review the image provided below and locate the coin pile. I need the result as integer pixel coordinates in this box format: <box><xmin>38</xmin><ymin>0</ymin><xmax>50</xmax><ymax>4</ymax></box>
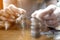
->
<box><xmin>31</xmin><ymin>17</ymin><xmax>40</xmax><ymax>38</ymax></box>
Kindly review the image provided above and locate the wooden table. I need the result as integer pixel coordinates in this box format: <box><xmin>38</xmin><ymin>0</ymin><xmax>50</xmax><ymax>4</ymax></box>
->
<box><xmin>0</xmin><ymin>28</ymin><xmax>53</xmax><ymax>40</ymax></box>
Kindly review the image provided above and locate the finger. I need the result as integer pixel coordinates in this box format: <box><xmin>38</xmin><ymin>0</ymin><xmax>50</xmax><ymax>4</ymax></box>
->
<box><xmin>0</xmin><ymin>10</ymin><xmax>10</xmax><ymax>18</ymax></box>
<box><xmin>5</xmin><ymin>8</ymin><xmax>16</xmax><ymax>19</ymax></box>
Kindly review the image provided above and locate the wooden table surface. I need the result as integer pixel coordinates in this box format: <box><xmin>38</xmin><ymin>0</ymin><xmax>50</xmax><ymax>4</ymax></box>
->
<box><xmin>0</xmin><ymin>27</ymin><xmax>53</xmax><ymax>40</ymax></box>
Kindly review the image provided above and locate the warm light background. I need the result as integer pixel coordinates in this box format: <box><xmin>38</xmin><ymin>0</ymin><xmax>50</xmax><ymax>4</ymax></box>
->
<box><xmin>0</xmin><ymin>0</ymin><xmax>3</xmax><ymax>9</ymax></box>
<box><xmin>0</xmin><ymin>0</ymin><xmax>43</xmax><ymax>10</ymax></box>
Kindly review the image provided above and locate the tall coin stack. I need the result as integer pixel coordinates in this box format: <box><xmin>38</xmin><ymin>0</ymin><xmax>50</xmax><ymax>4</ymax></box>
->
<box><xmin>31</xmin><ymin>17</ymin><xmax>40</xmax><ymax>38</ymax></box>
<box><xmin>54</xmin><ymin>31</ymin><xmax>60</xmax><ymax>40</ymax></box>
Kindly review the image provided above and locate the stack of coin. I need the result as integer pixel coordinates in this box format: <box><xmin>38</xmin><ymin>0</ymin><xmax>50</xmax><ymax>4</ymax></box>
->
<box><xmin>54</xmin><ymin>31</ymin><xmax>60</xmax><ymax>40</ymax></box>
<box><xmin>31</xmin><ymin>17</ymin><xmax>40</xmax><ymax>38</ymax></box>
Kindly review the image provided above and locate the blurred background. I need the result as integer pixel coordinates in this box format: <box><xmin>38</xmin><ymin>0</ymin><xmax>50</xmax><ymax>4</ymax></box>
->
<box><xmin>0</xmin><ymin>0</ymin><xmax>58</xmax><ymax>19</ymax></box>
